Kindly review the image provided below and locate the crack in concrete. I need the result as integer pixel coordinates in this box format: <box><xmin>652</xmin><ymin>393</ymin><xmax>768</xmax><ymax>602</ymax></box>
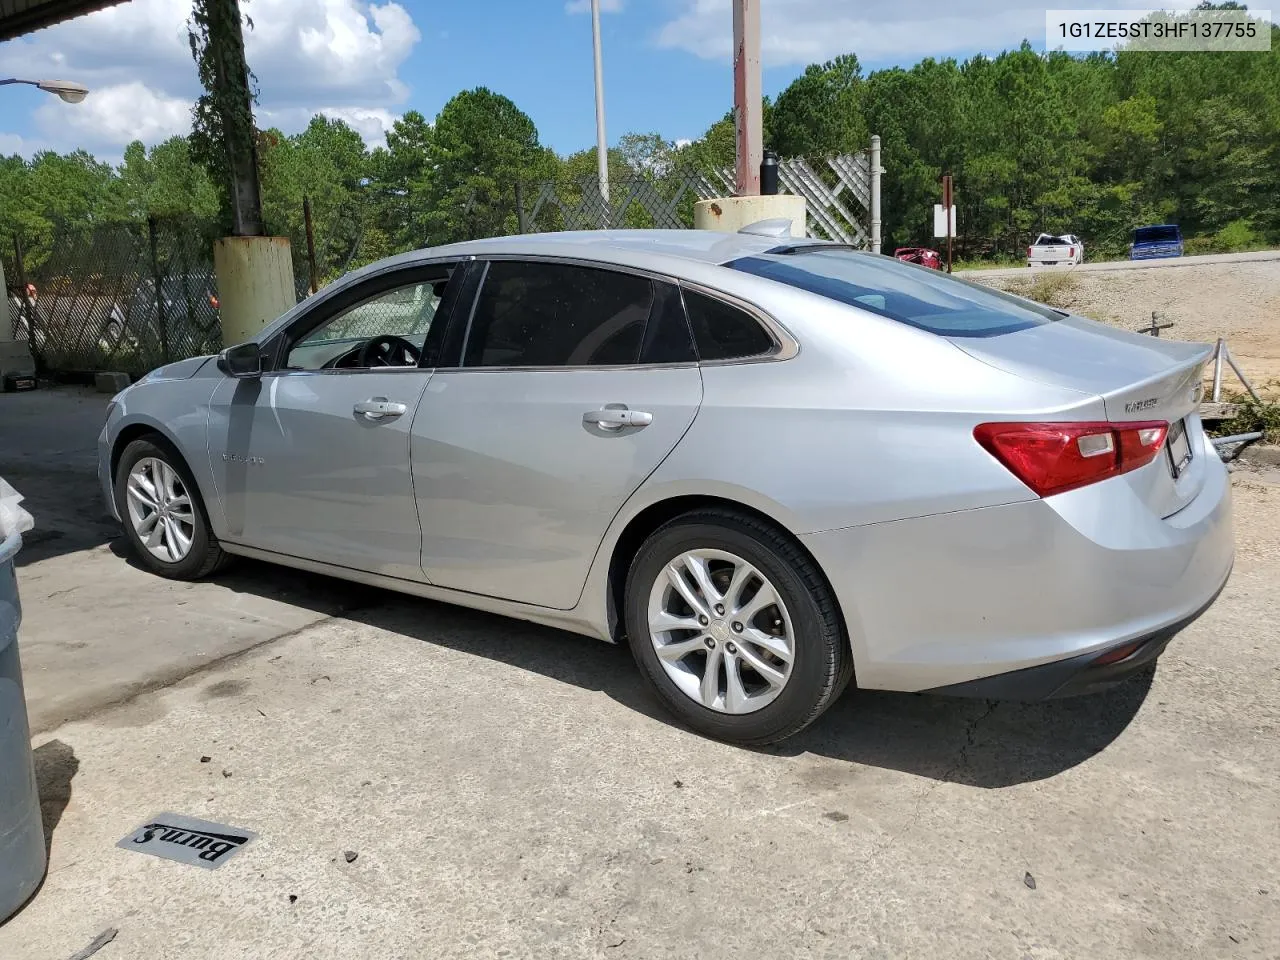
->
<box><xmin>859</xmin><ymin>699</ymin><xmax>1002</xmax><ymax>869</ymax></box>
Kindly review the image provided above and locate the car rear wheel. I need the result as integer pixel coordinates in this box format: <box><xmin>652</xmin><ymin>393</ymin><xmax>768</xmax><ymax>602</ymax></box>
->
<box><xmin>624</xmin><ymin>509</ymin><xmax>853</xmax><ymax>745</ymax></box>
<box><xmin>114</xmin><ymin>437</ymin><xmax>230</xmax><ymax>580</ymax></box>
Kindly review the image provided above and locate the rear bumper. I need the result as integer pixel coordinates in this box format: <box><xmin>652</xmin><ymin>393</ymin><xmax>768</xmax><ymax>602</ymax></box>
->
<box><xmin>800</xmin><ymin>428</ymin><xmax>1234</xmax><ymax>693</ymax></box>
<box><xmin>923</xmin><ymin>572</ymin><xmax>1228</xmax><ymax>699</ymax></box>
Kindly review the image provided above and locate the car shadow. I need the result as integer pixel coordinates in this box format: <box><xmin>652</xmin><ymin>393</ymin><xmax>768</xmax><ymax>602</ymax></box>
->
<box><xmin>1</xmin><ymin>465</ymin><xmax>118</xmax><ymax>567</ymax></box>
<box><xmin>205</xmin><ymin>560</ymin><xmax>1150</xmax><ymax>788</ymax></box>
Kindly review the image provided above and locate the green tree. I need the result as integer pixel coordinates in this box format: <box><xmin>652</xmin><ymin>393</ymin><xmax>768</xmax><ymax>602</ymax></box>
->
<box><xmin>259</xmin><ymin>115</ymin><xmax>371</xmax><ymax>281</ymax></box>
<box><xmin>770</xmin><ymin>54</ymin><xmax>867</xmax><ymax>158</ymax></box>
<box><xmin>420</xmin><ymin>87</ymin><xmax>555</xmax><ymax>244</ymax></box>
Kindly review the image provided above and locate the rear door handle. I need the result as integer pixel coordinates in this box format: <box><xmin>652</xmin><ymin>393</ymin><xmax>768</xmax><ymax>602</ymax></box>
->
<box><xmin>354</xmin><ymin>398</ymin><xmax>408</xmax><ymax>421</ymax></box>
<box><xmin>583</xmin><ymin>407</ymin><xmax>653</xmax><ymax>430</ymax></box>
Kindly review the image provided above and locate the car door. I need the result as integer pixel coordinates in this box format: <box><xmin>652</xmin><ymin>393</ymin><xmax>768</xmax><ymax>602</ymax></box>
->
<box><xmin>207</xmin><ymin>262</ymin><xmax>460</xmax><ymax>579</ymax></box>
<box><xmin>412</xmin><ymin>258</ymin><xmax>704</xmax><ymax>609</ymax></box>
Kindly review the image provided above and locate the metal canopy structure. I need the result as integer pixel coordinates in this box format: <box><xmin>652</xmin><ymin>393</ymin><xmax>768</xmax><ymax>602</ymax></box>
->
<box><xmin>0</xmin><ymin>0</ymin><xmax>126</xmax><ymax>42</ymax></box>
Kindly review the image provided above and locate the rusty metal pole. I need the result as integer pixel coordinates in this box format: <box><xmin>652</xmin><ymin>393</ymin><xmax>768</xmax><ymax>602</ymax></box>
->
<box><xmin>148</xmin><ymin>217</ymin><xmax>170</xmax><ymax>363</ymax></box>
<box><xmin>12</xmin><ymin>234</ymin><xmax>37</xmax><ymax>366</ymax></box>
<box><xmin>515</xmin><ymin>182</ymin><xmax>529</xmax><ymax>234</ymax></box>
<box><xmin>303</xmin><ymin>196</ymin><xmax>319</xmax><ymax>295</ymax></box>
<box><xmin>732</xmin><ymin>0</ymin><xmax>762</xmax><ymax>197</ymax></box>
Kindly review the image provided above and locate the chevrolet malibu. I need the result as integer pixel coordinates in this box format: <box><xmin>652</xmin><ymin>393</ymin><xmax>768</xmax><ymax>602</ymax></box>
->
<box><xmin>98</xmin><ymin>227</ymin><xmax>1233</xmax><ymax>745</ymax></box>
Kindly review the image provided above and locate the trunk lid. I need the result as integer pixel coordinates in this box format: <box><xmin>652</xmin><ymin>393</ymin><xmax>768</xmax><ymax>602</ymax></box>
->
<box><xmin>949</xmin><ymin>314</ymin><xmax>1212</xmax><ymax>517</ymax></box>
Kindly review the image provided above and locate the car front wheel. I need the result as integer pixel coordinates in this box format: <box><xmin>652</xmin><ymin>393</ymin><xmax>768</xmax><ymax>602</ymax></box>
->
<box><xmin>624</xmin><ymin>508</ymin><xmax>853</xmax><ymax>745</ymax></box>
<box><xmin>114</xmin><ymin>437</ymin><xmax>229</xmax><ymax>580</ymax></box>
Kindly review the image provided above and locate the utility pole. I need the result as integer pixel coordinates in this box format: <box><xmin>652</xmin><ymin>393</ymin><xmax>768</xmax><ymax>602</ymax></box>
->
<box><xmin>943</xmin><ymin>174</ymin><xmax>954</xmax><ymax>274</ymax></box>
<box><xmin>590</xmin><ymin>0</ymin><xmax>610</xmax><ymax>225</ymax></box>
<box><xmin>196</xmin><ymin>0</ymin><xmax>265</xmax><ymax>237</ymax></box>
<box><xmin>732</xmin><ymin>0</ymin><xmax>762</xmax><ymax>196</ymax></box>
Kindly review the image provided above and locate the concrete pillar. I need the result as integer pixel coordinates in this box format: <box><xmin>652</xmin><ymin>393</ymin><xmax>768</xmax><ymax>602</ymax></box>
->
<box><xmin>212</xmin><ymin>237</ymin><xmax>296</xmax><ymax>346</ymax></box>
<box><xmin>694</xmin><ymin>195</ymin><xmax>807</xmax><ymax>236</ymax></box>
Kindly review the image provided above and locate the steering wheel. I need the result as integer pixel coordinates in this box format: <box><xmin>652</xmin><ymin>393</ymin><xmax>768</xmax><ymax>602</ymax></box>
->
<box><xmin>358</xmin><ymin>334</ymin><xmax>421</xmax><ymax>368</ymax></box>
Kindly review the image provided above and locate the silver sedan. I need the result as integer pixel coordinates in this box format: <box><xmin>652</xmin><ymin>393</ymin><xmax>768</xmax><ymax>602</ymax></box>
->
<box><xmin>97</xmin><ymin>228</ymin><xmax>1234</xmax><ymax>744</ymax></box>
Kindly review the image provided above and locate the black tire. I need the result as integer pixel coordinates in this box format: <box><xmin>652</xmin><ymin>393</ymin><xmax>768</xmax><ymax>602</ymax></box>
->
<box><xmin>114</xmin><ymin>436</ymin><xmax>231</xmax><ymax>580</ymax></box>
<box><xmin>624</xmin><ymin>508</ymin><xmax>854</xmax><ymax>746</ymax></box>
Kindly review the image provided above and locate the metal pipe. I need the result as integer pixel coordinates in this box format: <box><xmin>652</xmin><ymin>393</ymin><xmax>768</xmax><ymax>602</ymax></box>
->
<box><xmin>1212</xmin><ymin>338</ymin><xmax>1224</xmax><ymax>402</ymax></box>
<box><xmin>1212</xmin><ymin>432</ymin><xmax>1264</xmax><ymax>447</ymax></box>
<box><xmin>869</xmin><ymin>134</ymin><xmax>882</xmax><ymax>254</ymax></box>
<box><xmin>590</xmin><ymin>0</ymin><xmax>610</xmax><ymax>223</ymax></box>
<box><xmin>1223</xmin><ymin>344</ymin><xmax>1262</xmax><ymax>402</ymax></box>
<box><xmin>732</xmin><ymin>0</ymin><xmax>762</xmax><ymax>196</ymax></box>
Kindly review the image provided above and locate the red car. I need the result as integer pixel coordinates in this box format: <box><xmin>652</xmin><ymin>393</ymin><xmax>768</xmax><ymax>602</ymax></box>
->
<box><xmin>893</xmin><ymin>247</ymin><xmax>942</xmax><ymax>269</ymax></box>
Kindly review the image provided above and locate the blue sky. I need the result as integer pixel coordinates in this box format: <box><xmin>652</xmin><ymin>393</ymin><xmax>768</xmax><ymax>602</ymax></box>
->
<box><xmin>0</xmin><ymin>0</ymin><xmax>1189</xmax><ymax>160</ymax></box>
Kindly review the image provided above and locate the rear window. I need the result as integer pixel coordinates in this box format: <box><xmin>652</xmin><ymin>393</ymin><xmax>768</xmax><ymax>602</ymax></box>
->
<box><xmin>1134</xmin><ymin>226</ymin><xmax>1181</xmax><ymax>243</ymax></box>
<box><xmin>728</xmin><ymin>247</ymin><xmax>1059</xmax><ymax>338</ymax></box>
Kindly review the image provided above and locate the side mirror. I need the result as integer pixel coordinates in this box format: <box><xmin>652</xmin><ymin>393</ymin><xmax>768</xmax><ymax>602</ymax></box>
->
<box><xmin>217</xmin><ymin>342</ymin><xmax>263</xmax><ymax>379</ymax></box>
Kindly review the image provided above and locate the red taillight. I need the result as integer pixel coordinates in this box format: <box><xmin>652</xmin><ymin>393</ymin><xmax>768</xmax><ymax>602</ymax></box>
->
<box><xmin>1027</xmin><ymin>247</ymin><xmax>1033</xmax><ymax>257</ymax></box>
<box><xmin>1069</xmin><ymin>246</ymin><xmax>1075</xmax><ymax>257</ymax></box>
<box><xmin>974</xmin><ymin>421</ymin><xmax>1168</xmax><ymax>497</ymax></box>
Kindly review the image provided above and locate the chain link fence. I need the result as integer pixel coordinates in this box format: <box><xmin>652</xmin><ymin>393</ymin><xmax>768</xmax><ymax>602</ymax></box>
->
<box><xmin>516</xmin><ymin>152</ymin><xmax>876</xmax><ymax>244</ymax></box>
<box><xmin>517</xmin><ymin>171</ymin><xmax>718</xmax><ymax>233</ymax></box>
<box><xmin>5</xmin><ymin>218</ymin><xmax>223</xmax><ymax>377</ymax></box>
<box><xmin>4</xmin><ymin>149</ymin><xmax>878</xmax><ymax>378</ymax></box>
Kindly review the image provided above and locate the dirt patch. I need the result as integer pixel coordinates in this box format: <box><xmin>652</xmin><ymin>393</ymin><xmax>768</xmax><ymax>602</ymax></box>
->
<box><xmin>975</xmin><ymin>260</ymin><xmax>1280</xmax><ymax>396</ymax></box>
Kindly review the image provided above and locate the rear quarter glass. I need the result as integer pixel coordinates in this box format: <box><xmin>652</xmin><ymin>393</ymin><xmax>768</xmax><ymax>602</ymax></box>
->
<box><xmin>728</xmin><ymin>248</ymin><xmax>1061</xmax><ymax>338</ymax></box>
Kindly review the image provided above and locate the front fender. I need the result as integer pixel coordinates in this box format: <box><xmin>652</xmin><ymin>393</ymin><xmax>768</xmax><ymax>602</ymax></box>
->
<box><xmin>101</xmin><ymin>378</ymin><xmax>222</xmax><ymax>534</ymax></box>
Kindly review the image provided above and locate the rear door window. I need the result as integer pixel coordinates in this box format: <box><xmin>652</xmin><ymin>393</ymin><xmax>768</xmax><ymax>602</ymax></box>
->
<box><xmin>728</xmin><ymin>247</ymin><xmax>1059</xmax><ymax>338</ymax></box>
<box><xmin>463</xmin><ymin>261</ymin><xmax>651</xmax><ymax>367</ymax></box>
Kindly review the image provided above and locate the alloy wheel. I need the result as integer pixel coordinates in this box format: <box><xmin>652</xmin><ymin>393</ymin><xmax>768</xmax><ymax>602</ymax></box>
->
<box><xmin>646</xmin><ymin>548</ymin><xmax>795</xmax><ymax>714</ymax></box>
<box><xmin>126</xmin><ymin>457</ymin><xmax>196</xmax><ymax>563</ymax></box>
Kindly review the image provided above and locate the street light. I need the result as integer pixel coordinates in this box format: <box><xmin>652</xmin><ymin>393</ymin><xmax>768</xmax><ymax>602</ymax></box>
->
<box><xmin>0</xmin><ymin>78</ymin><xmax>90</xmax><ymax>103</ymax></box>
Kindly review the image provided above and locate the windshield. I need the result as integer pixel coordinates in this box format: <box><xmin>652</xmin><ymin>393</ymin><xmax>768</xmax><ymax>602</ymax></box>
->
<box><xmin>1134</xmin><ymin>225</ymin><xmax>1180</xmax><ymax>243</ymax></box>
<box><xmin>727</xmin><ymin>247</ymin><xmax>1059</xmax><ymax>338</ymax></box>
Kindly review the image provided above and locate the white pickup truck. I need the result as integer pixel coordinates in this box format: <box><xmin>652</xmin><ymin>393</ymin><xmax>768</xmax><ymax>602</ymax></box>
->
<box><xmin>1026</xmin><ymin>233</ymin><xmax>1084</xmax><ymax>267</ymax></box>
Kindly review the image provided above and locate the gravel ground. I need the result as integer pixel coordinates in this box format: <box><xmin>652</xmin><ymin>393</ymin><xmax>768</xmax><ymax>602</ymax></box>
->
<box><xmin>973</xmin><ymin>259</ymin><xmax>1280</xmax><ymax>393</ymax></box>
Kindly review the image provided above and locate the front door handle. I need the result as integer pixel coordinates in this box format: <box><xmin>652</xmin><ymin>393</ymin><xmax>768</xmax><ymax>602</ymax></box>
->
<box><xmin>354</xmin><ymin>398</ymin><xmax>408</xmax><ymax>421</ymax></box>
<box><xmin>583</xmin><ymin>406</ymin><xmax>653</xmax><ymax>430</ymax></box>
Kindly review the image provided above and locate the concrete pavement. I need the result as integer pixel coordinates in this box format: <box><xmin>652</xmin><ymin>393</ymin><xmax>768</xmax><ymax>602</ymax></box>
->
<box><xmin>1</xmin><ymin>387</ymin><xmax>374</xmax><ymax>733</ymax></box>
<box><xmin>1</xmin><ymin>388</ymin><xmax>1277</xmax><ymax>958</ymax></box>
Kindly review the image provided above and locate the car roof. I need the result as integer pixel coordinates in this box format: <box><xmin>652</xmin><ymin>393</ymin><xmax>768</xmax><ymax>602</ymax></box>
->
<box><xmin>365</xmin><ymin>229</ymin><xmax>809</xmax><ymax>281</ymax></box>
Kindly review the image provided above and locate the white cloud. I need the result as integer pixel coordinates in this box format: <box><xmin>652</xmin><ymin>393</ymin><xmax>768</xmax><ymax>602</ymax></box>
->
<box><xmin>258</xmin><ymin>105</ymin><xmax>401</xmax><ymax>150</ymax></box>
<box><xmin>0</xmin><ymin>133</ymin><xmax>35</xmax><ymax>155</ymax></box>
<box><xmin>0</xmin><ymin>0</ymin><xmax>420</xmax><ymax>152</ymax></box>
<box><xmin>34</xmin><ymin>82</ymin><xmax>192</xmax><ymax>150</ymax></box>
<box><xmin>565</xmin><ymin>0</ymin><xmax>624</xmax><ymax>13</ymax></box>
<box><xmin>655</xmin><ymin>0</ymin><xmax>1175</xmax><ymax>65</ymax></box>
